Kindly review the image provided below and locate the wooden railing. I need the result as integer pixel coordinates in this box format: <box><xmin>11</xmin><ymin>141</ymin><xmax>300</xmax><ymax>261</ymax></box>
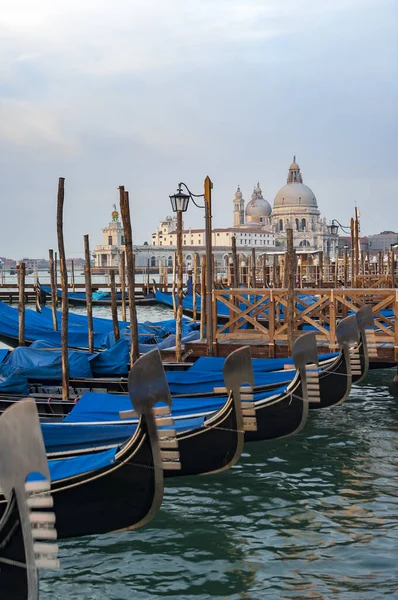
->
<box><xmin>212</xmin><ymin>288</ymin><xmax>398</xmax><ymax>360</ymax></box>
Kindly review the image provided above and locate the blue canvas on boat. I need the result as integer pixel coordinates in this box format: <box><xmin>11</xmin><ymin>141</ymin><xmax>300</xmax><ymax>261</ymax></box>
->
<box><xmin>0</xmin><ymin>349</ymin><xmax>9</xmax><ymax>364</ymax></box>
<box><xmin>41</xmin><ymin>421</ymin><xmax>137</xmax><ymax>452</ymax></box>
<box><xmin>188</xmin><ymin>353</ymin><xmax>338</xmax><ymax>374</ymax></box>
<box><xmin>48</xmin><ymin>447</ymin><xmax>118</xmax><ymax>481</ymax></box>
<box><xmin>64</xmin><ymin>391</ymin><xmax>225</xmax><ymax>423</ymax></box>
<box><xmin>0</xmin><ymin>301</ymin><xmax>108</xmax><ymax>348</ymax></box>
<box><xmin>40</xmin><ymin>284</ymin><xmax>129</xmax><ymax>303</ymax></box>
<box><xmin>63</xmin><ymin>387</ymin><xmax>286</xmax><ymax>426</ymax></box>
<box><xmin>165</xmin><ymin>368</ymin><xmax>294</xmax><ymax>394</ymax></box>
<box><xmin>0</xmin><ymin>346</ymin><xmax>93</xmax><ymax>379</ymax></box>
<box><xmin>0</xmin><ymin>369</ymin><xmax>29</xmax><ymax>395</ymax></box>
<box><xmin>27</xmin><ymin>447</ymin><xmax>118</xmax><ymax>483</ymax></box>
<box><xmin>90</xmin><ymin>338</ymin><xmax>130</xmax><ymax>376</ymax></box>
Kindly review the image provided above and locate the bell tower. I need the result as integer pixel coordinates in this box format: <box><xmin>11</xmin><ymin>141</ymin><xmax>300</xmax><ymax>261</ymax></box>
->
<box><xmin>233</xmin><ymin>186</ymin><xmax>245</xmax><ymax>227</ymax></box>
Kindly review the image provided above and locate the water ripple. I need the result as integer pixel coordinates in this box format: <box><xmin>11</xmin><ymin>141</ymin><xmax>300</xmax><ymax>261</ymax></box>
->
<box><xmin>38</xmin><ymin>305</ymin><xmax>398</xmax><ymax>600</ymax></box>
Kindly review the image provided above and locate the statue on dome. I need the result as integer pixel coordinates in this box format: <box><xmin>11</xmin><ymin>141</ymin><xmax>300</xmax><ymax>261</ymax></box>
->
<box><xmin>111</xmin><ymin>204</ymin><xmax>119</xmax><ymax>222</ymax></box>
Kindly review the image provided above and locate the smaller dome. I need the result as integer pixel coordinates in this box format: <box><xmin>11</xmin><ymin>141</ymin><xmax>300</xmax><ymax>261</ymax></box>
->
<box><xmin>245</xmin><ymin>198</ymin><xmax>272</xmax><ymax>217</ymax></box>
<box><xmin>289</xmin><ymin>161</ymin><xmax>299</xmax><ymax>170</ymax></box>
<box><xmin>245</xmin><ymin>182</ymin><xmax>272</xmax><ymax>217</ymax></box>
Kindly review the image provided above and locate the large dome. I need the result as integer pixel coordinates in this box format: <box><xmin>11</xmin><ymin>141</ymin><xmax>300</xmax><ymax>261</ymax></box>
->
<box><xmin>273</xmin><ymin>157</ymin><xmax>317</xmax><ymax>208</ymax></box>
<box><xmin>274</xmin><ymin>182</ymin><xmax>317</xmax><ymax>208</ymax></box>
<box><xmin>245</xmin><ymin>182</ymin><xmax>272</xmax><ymax>217</ymax></box>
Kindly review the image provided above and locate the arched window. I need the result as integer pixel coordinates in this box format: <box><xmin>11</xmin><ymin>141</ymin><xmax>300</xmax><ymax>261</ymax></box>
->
<box><xmin>295</xmin><ymin>218</ymin><xmax>299</xmax><ymax>231</ymax></box>
<box><xmin>301</xmin><ymin>218</ymin><xmax>306</xmax><ymax>231</ymax></box>
<box><xmin>279</xmin><ymin>219</ymin><xmax>283</xmax><ymax>232</ymax></box>
<box><xmin>150</xmin><ymin>256</ymin><xmax>156</xmax><ymax>267</ymax></box>
<box><xmin>299</xmin><ymin>240</ymin><xmax>310</xmax><ymax>247</ymax></box>
<box><xmin>167</xmin><ymin>256</ymin><xmax>173</xmax><ymax>267</ymax></box>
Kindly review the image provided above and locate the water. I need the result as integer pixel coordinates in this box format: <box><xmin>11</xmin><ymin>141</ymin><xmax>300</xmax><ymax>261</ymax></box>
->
<box><xmin>39</xmin><ymin>371</ymin><xmax>398</xmax><ymax>599</ymax></box>
<box><xmin>3</xmin><ymin>301</ymin><xmax>398</xmax><ymax>598</ymax></box>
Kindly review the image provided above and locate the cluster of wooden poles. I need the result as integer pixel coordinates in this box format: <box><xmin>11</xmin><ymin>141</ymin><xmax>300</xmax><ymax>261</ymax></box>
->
<box><xmin>16</xmin><ymin>179</ymin><xmax>141</xmax><ymax>400</ymax></box>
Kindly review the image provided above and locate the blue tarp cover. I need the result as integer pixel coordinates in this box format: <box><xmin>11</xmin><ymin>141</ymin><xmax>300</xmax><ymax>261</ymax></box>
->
<box><xmin>42</xmin><ymin>421</ymin><xmax>136</xmax><ymax>452</ymax></box>
<box><xmin>0</xmin><ymin>349</ymin><xmax>9</xmax><ymax>364</ymax></box>
<box><xmin>0</xmin><ymin>369</ymin><xmax>29</xmax><ymax>395</ymax></box>
<box><xmin>27</xmin><ymin>447</ymin><xmax>118</xmax><ymax>483</ymax></box>
<box><xmin>166</xmin><ymin>368</ymin><xmax>294</xmax><ymax>394</ymax></box>
<box><xmin>188</xmin><ymin>353</ymin><xmax>338</xmax><ymax>374</ymax></box>
<box><xmin>90</xmin><ymin>338</ymin><xmax>130</xmax><ymax>376</ymax></box>
<box><xmin>64</xmin><ymin>388</ymin><xmax>285</xmax><ymax>425</ymax></box>
<box><xmin>0</xmin><ymin>346</ymin><xmax>93</xmax><ymax>380</ymax></box>
<box><xmin>48</xmin><ymin>447</ymin><xmax>118</xmax><ymax>481</ymax></box>
<box><xmin>0</xmin><ymin>301</ymin><xmax>108</xmax><ymax>349</ymax></box>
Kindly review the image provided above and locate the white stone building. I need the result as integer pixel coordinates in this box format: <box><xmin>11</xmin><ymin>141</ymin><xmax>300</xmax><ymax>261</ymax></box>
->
<box><xmin>93</xmin><ymin>157</ymin><xmax>338</xmax><ymax>270</ymax></box>
<box><xmin>94</xmin><ymin>206</ymin><xmax>126</xmax><ymax>268</ymax></box>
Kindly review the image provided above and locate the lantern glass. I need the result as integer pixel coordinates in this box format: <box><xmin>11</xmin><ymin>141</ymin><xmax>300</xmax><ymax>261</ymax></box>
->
<box><xmin>169</xmin><ymin>191</ymin><xmax>190</xmax><ymax>213</ymax></box>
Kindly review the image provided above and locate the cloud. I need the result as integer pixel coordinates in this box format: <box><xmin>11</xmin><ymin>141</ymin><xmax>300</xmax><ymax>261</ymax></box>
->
<box><xmin>0</xmin><ymin>0</ymin><xmax>396</xmax><ymax>257</ymax></box>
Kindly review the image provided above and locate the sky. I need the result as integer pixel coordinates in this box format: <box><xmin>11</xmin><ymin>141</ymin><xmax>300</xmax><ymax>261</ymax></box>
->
<box><xmin>0</xmin><ymin>0</ymin><xmax>397</xmax><ymax>259</ymax></box>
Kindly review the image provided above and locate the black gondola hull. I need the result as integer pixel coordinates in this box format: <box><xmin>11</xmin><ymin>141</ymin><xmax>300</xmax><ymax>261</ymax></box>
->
<box><xmin>0</xmin><ymin>496</ymin><xmax>29</xmax><ymax>599</ymax></box>
<box><xmin>0</xmin><ymin>425</ymin><xmax>159</xmax><ymax>541</ymax></box>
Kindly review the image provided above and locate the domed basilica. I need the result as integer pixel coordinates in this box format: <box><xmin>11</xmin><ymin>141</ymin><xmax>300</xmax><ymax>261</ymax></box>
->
<box><xmin>233</xmin><ymin>157</ymin><xmax>338</xmax><ymax>256</ymax></box>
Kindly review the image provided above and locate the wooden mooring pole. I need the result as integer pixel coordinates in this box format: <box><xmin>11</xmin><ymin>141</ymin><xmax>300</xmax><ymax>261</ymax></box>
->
<box><xmin>251</xmin><ymin>248</ymin><xmax>256</xmax><ymax>289</ymax></box>
<box><xmin>193</xmin><ymin>252</ymin><xmax>198</xmax><ymax>322</ymax></box>
<box><xmin>54</xmin><ymin>251</ymin><xmax>58</xmax><ymax>305</ymax></box>
<box><xmin>119</xmin><ymin>250</ymin><xmax>127</xmax><ymax>322</ymax></box>
<box><xmin>56</xmin><ymin>177</ymin><xmax>69</xmax><ymax>401</ymax></box>
<box><xmin>48</xmin><ymin>249</ymin><xmax>58</xmax><ymax>330</ymax></box>
<box><xmin>18</xmin><ymin>262</ymin><xmax>25</xmax><ymax>346</ymax></box>
<box><xmin>273</xmin><ymin>254</ymin><xmax>278</xmax><ymax>287</ymax></box>
<box><xmin>286</xmin><ymin>229</ymin><xmax>295</xmax><ymax>354</ymax></box>
<box><xmin>119</xmin><ymin>188</ymin><xmax>139</xmax><ymax>365</ymax></box>
<box><xmin>172</xmin><ymin>252</ymin><xmax>177</xmax><ymax>319</ymax></box>
<box><xmin>175</xmin><ymin>209</ymin><xmax>183</xmax><ymax>362</ymax></box>
<box><xmin>200</xmin><ymin>254</ymin><xmax>206</xmax><ymax>340</ymax></box>
<box><xmin>84</xmin><ymin>235</ymin><xmax>94</xmax><ymax>353</ymax></box>
<box><xmin>262</xmin><ymin>253</ymin><xmax>267</xmax><ymax>287</ymax></box>
<box><xmin>71</xmin><ymin>259</ymin><xmax>76</xmax><ymax>292</ymax></box>
<box><xmin>231</xmin><ymin>236</ymin><xmax>239</xmax><ymax>287</ymax></box>
<box><xmin>110</xmin><ymin>268</ymin><xmax>120</xmax><ymax>342</ymax></box>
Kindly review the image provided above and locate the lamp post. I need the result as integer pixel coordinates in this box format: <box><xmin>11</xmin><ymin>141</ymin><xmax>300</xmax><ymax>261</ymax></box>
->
<box><xmin>169</xmin><ymin>186</ymin><xmax>190</xmax><ymax>362</ymax></box>
<box><xmin>169</xmin><ymin>177</ymin><xmax>214</xmax><ymax>360</ymax></box>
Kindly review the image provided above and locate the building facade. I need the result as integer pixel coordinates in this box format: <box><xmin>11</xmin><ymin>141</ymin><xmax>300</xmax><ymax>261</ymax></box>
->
<box><xmin>93</xmin><ymin>157</ymin><xmax>340</xmax><ymax>270</ymax></box>
<box><xmin>368</xmin><ymin>231</ymin><xmax>398</xmax><ymax>252</ymax></box>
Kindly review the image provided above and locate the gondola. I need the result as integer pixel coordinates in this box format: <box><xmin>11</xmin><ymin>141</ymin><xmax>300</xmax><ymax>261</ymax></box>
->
<box><xmin>0</xmin><ymin>350</ymin><xmax>169</xmax><ymax>541</ymax></box>
<box><xmin>0</xmin><ymin>400</ymin><xmax>60</xmax><ymax>600</ymax></box>
<box><xmin>47</xmin><ymin>332</ymin><xmax>321</xmax><ymax>447</ymax></box>
<box><xmin>353</xmin><ymin>304</ymin><xmax>378</xmax><ymax>383</ymax></box>
<box><xmin>127</xmin><ymin>346</ymin><xmax>256</xmax><ymax>477</ymax></box>
<box><xmin>0</xmin><ymin>316</ymin><xmax>353</xmax><ymax>427</ymax></box>
<box><xmin>39</xmin><ymin>283</ymin><xmax>155</xmax><ymax>307</ymax></box>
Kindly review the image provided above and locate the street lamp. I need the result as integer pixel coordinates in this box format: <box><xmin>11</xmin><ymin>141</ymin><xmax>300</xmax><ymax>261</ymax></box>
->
<box><xmin>327</xmin><ymin>220</ymin><xmax>340</xmax><ymax>236</ymax></box>
<box><xmin>169</xmin><ymin>186</ymin><xmax>190</xmax><ymax>213</ymax></box>
<box><xmin>169</xmin><ymin>178</ymin><xmax>214</xmax><ymax>360</ymax></box>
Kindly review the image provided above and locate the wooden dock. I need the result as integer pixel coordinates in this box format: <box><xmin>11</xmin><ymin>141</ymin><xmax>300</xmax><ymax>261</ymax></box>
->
<box><xmin>182</xmin><ymin>287</ymin><xmax>398</xmax><ymax>365</ymax></box>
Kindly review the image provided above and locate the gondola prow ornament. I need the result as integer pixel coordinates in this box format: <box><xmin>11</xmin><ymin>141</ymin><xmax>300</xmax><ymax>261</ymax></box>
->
<box><xmin>0</xmin><ymin>399</ymin><xmax>59</xmax><ymax>600</ymax></box>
